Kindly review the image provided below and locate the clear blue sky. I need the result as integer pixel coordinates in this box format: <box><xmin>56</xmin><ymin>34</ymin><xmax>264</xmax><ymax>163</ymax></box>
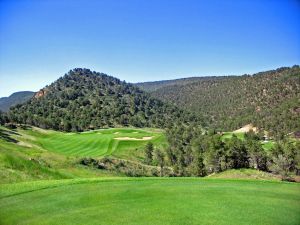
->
<box><xmin>0</xmin><ymin>0</ymin><xmax>299</xmax><ymax>97</ymax></box>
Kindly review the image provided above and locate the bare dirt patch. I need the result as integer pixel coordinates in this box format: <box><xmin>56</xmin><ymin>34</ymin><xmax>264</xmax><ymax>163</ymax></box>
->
<box><xmin>114</xmin><ymin>136</ymin><xmax>153</xmax><ymax>141</ymax></box>
<box><xmin>32</xmin><ymin>127</ymin><xmax>52</xmax><ymax>134</ymax></box>
<box><xmin>234</xmin><ymin>124</ymin><xmax>258</xmax><ymax>133</ymax></box>
<box><xmin>17</xmin><ymin>141</ymin><xmax>32</xmax><ymax>148</ymax></box>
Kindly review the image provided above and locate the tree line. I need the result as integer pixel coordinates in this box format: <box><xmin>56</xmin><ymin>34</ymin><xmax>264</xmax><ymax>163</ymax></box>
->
<box><xmin>144</xmin><ymin>125</ymin><xmax>300</xmax><ymax>180</ymax></box>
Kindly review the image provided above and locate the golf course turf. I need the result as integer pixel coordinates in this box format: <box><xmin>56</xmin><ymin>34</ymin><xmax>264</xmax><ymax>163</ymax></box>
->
<box><xmin>28</xmin><ymin>127</ymin><xmax>167</xmax><ymax>158</ymax></box>
<box><xmin>0</xmin><ymin>178</ymin><xmax>299</xmax><ymax>225</ymax></box>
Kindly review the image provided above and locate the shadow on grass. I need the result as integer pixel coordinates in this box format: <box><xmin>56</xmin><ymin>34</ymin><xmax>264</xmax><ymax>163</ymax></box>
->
<box><xmin>0</xmin><ymin>128</ymin><xmax>19</xmax><ymax>143</ymax></box>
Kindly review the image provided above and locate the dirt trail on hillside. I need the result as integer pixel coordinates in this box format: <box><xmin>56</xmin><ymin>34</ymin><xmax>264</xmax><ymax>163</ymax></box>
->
<box><xmin>234</xmin><ymin>124</ymin><xmax>258</xmax><ymax>133</ymax></box>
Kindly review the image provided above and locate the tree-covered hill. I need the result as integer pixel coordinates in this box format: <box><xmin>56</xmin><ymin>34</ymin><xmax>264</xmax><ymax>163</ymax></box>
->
<box><xmin>9</xmin><ymin>69</ymin><xmax>201</xmax><ymax>131</ymax></box>
<box><xmin>137</xmin><ymin>66</ymin><xmax>300</xmax><ymax>137</ymax></box>
<box><xmin>0</xmin><ymin>91</ymin><xmax>34</xmax><ymax>112</ymax></box>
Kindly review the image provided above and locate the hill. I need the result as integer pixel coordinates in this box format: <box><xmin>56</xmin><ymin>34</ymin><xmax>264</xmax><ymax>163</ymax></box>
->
<box><xmin>0</xmin><ymin>91</ymin><xmax>34</xmax><ymax>112</ymax></box>
<box><xmin>137</xmin><ymin>66</ymin><xmax>300</xmax><ymax>138</ymax></box>
<box><xmin>1</xmin><ymin>178</ymin><xmax>299</xmax><ymax>225</ymax></box>
<box><xmin>9</xmin><ymin>68</ymin><xmax>201</xmax><ymax>132</ymax></box>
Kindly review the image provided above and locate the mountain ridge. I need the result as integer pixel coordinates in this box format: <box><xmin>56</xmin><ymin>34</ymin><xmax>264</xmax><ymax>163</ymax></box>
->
<box><xmin>0</xmin><ymin>91</ymin><xmax>35</xmax><ymax>112</ymax></box>
<box><xmin>136</xmin><ymin>66</ymin><xmax>300</xmax><ymax>137</ymax></box>
<box><xmin>9</xmin><ymin>68</ymin><xmax>201</xmax><ymax>131</ymax></box>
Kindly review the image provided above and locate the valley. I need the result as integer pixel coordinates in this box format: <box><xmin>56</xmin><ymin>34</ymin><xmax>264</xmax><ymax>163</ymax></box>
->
<box><xmin>0</xmin><ymin>67</ymin><xmax>299</xmax><ymax>225</ymax></box>
<box><xmin>1</xmin><ymin>1</ymin><xmax>299</xmax><ymax>224</ymax></box>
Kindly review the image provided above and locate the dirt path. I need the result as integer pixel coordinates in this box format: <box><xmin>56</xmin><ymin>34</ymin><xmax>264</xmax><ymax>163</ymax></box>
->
<box><xmin>114</xmin><ymin>136</ymin><xmax>153</xmax><ymax>141</ymax></box>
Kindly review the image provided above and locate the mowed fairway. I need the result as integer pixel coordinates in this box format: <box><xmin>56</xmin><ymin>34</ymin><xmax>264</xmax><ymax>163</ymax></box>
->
<box><xmin>29</xmin><ymin>128</ymin><xmax>167</xmax><ymax>158</ymax></box>
<box><xmin>0</xmin><ymin>178</ymin><xmax>299</xmax><ymax>225</ymax></box>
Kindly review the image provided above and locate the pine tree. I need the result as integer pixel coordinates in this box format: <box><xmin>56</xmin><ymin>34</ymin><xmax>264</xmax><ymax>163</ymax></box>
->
<box><xmin>144</xmin><ymin>142</ymin><xmax>154</xmax><ymax>165</ymax></box>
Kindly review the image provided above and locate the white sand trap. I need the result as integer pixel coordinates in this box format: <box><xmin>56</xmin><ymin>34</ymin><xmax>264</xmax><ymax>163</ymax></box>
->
<box><xmin>114</xmin><ymin>132</ymin><xmax>120</xmax><ymax>134</ymax></box>
<box><xmin>114</xmin><ymin>136</ymin><xmax>153</xmax><ymax>141</ymax></box>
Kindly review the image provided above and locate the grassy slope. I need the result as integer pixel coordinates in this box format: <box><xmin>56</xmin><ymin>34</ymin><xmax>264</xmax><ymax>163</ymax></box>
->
<box><xmin>25</xmin><ymin>127</ymin><xmax>168</xmax><ymax>159</ymax></box>
<box><xmin>0</xmin><ymin>178</ymin><xmax>299</xmax><ymax>225</ymax></box>
<box><xmin>0</xmin><ymin>136</ymin><xmax>121</xmax><ymax>184</ymax></box>
<box><xmin>0</xmin><ymin>126</ymin><xmax>167</xmax><ymax>183</ymax></box>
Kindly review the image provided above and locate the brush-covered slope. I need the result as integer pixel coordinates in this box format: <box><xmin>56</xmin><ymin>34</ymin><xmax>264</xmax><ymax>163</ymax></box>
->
<box><xmin>138</xmin><ymin>66</ymin><xmax>300</xmax><ymax>137</ymax></box>
<box><xmin>0</xmin><ymin>91</ymin><xmax>34</xmax><ymax>112</ymax></box>
<box><xmin>9</xmin><ymin>69</ymin><xmax>200</xmax><ymax>131</ymax></box>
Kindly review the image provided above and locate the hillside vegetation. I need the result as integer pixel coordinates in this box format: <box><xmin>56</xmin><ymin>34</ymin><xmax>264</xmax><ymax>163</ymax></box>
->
<box><xmin>9</xmin><ymin>68</ymin><xmax>202</xmax><ymax>132</ymax></box>
<box><xmin>138</xmin><ymin>66</ymin><xmax>300</xmax><ymax>138</ymax></box>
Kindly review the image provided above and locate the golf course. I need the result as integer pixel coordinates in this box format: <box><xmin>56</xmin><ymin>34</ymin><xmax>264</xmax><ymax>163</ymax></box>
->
<box><xmin>1</xmin><ymin>124</ymin><xmax>299</xmax><ymax>225</ymax></box>
<box><xmin>1</xmin><ymin>178</ymin><xmax>299</xmax><ymax>225</ymax></box>
<box><xmin>32</xmin><ymin>127</ymin><xmax>167</xmax><ymax>158</ymax></box>
<box><xmin>1</xmin><ymin>126</ymin><xmax>167</xmax><ymax>158</ymax></box>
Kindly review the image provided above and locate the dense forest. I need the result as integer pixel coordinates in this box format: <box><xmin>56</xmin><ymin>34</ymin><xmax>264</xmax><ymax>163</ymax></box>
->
<box><xmin>8</xmin><ymin>69</ymin><xmax>203</xmax><ymax>131</ymax></box>
<box><xmin>138</xmin><ymin>66</ymin><xmax>300</xmax><ymax>138</ymax></box>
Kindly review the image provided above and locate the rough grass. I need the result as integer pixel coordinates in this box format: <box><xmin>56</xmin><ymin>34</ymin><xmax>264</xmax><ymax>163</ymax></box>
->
<box><xmin>208</xmin><ymin>168</ymin><xmax>280</xmax><ymax>181</ymax></box>
<box><xmin>0</xmin><ymin>178</ymin><xmax>299</xmax><ymax>225</ymax></box>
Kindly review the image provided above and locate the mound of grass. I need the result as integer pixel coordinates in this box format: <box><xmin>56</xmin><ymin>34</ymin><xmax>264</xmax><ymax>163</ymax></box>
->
<box><xmin>208</xmin><ymin>169</ymin><xmax>280</xmax><ymax>181</ymax></box>
<box><xmin>0</xmin><ymin>178</ymin><xmax>299</xmax><ymax>225</ymax></box>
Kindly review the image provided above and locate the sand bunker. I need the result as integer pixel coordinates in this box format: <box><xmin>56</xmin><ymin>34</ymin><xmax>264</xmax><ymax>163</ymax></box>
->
<box><xmin>114</xmin><ymin>132</ymin><xmax>120</xmax><ymax>134</ymax></box>
<box><xmin>114</xmin><ymin>136</ymin><xmax>153</xmax><ymax>141</ymax></box>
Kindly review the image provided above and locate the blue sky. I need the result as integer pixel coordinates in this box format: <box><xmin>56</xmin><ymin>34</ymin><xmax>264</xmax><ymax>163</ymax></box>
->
<box><xmin>0</xmin><ymin>0</ymin><xmax>299</xmax><ymax>97</ymax></box>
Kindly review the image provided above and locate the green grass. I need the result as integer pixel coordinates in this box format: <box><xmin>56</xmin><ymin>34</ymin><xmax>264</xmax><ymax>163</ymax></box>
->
<box><xmin>262</xmin><ymin>140</ymin><xmax>276</xmax><ymax>150</ymax></box>
<box><xmin>27</xmin><ymin>127</ymin><xmax>168</xmax><ymax>159</ymax></box>
<box><xmin>0</xmin><ymin>126</ymin><xmax>167</xmax><ymax>183</ymax></box>
<box><xmin>0</xmin><ymin>126</ymin><xmax>126</xmax><ymax>184</ymax></box>
<box><xmin>221</xmin><ymin>132</ymin><xmax>276</xmax><ymax>150</ymax></box>
<box><xmin>221</xmin><ymin>132</ymin><xmax>245</xmax><ymax>140</ymax></box>
<box><xmin>0</xmin><ymin>178</ymin><xmax>299</xmax><ymax>225</ymax></box>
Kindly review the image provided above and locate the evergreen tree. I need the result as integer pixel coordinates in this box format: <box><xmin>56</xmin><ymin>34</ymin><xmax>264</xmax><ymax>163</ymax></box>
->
<box><xmin>155</xmin><ymin>149</ymin><xmax>165</xmax><ymax>177</ymax></box>
<box><xmin>144</xmin><ymin>142</ymin><xmax>154</xmax><ymax>165</ymax></box>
